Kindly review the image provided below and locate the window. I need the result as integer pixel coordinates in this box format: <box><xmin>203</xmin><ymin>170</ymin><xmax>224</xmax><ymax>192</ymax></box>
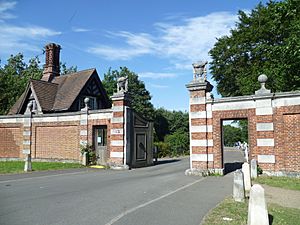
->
<box><xmin>95</xmin><ymin>126</ymin><xmax>107</xmax><ymax>146</ymax></box>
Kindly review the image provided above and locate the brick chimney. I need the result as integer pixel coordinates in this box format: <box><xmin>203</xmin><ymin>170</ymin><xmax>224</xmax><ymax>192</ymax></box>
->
<box><xmin>41</xmin><ymin>43</ymin><xmax>61</xmax><ymax>82</ymax></box>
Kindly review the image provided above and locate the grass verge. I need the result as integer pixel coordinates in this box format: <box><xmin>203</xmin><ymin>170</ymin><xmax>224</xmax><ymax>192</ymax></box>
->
<box><xmin>0</xmin><ymin>161</ymin><xmax>83</xmax><ymax>174</ymax></box>
<box><xmin>254</xmin><ymin>176</ymin><xmax>300</xmax><ymax>191</ymax></box>
<box><xmin>201</xmin><ymin>197</ymin><xmax>300</xmax><ymax>225</ymax></box>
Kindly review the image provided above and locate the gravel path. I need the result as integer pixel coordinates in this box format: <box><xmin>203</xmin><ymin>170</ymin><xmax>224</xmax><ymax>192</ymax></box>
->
<box><xmin>261</xmin><ymin>184</ymin><xmax>300</xmax><ymax>209</ymax></box>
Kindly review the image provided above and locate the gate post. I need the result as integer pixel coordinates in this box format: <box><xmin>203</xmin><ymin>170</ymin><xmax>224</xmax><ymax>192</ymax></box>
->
<box><xmin>185</xmin><ymin>61</ymin><xmax>214</xmax><ymax>175</ymax></box>
<box><xmin>109</xmin><ymin>76</ymin><xmax>130</xmax><ymax>170</ymax></box>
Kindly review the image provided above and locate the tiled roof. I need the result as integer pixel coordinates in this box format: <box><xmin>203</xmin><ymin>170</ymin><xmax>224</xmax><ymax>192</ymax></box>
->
<box><xmin>8</xmin><ymin>68</ymin><xmax>103</xmax><ymax>114</ymax></box>
<box><xmin>52</xmin><ymin>69</ymin><xmax>95</xmax><ymax>110</ymax></box>
<box><xmin>31</xmin><ymin>80</ymin><xmax>58</xmax><ymax>111</ymax></box>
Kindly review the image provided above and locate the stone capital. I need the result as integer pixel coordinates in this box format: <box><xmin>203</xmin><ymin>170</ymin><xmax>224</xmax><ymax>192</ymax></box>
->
<box><xmin>111</xmin><ymin>92</ymin><xmax>130</xmax><ymax>101</ymax></box>
<box><xmin>186</xmin><ymin>80</ymin><xmax>213</xmax><ymax>92</ymax></box>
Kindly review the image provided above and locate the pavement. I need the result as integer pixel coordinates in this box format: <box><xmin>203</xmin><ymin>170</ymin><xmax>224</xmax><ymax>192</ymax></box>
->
<box><xmin>0</xmin><ymin>157</ymin><xmax>234</xmax><ymax>225</ymax></box>
<box><xmin>223</xmin><ymin>147</ymin><xmax>245</xmax><ymax>174</ymax></box>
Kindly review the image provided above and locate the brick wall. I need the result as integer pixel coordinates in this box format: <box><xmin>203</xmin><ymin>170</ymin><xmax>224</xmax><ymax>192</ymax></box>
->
<box><xmin>0</xmin><ymin>111</ymin><xmax>113</xmax><ymax>163</ymax></box>
<box><xmin>187</xmin><ymin>78</ymin><xmax>300</xmax><ymax>176</ymax></box>
<box><xmin>0</xmin><ymin>126</ymin><xmax>22</xmax><ymax>158</ymax></box>
<box><xmin>274</xmin><ymin>106</ymin><xmax>300</xmax><ymax>173</ymax></box>
<box><xmin>35</xmin><ymin>125</ymin><xmax>79</xmax><ymax>160</ymax></box>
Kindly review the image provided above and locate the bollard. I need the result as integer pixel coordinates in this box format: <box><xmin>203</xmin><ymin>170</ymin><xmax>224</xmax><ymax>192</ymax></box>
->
<box><xmin>248</xmin><ymin>184</ymin><xmax>269</xmax><ymax>225</ymax></box>
<box><xmin>233</xmin><ymin>169</ymin><xmax>245</xmax><ymax>202</ymax></box>
<box><xmin>242</xmin><ymin>162</ymin><xmax>251</xmax><ymax>197</ymax></box>
<box><xmin>82</xmin><ymin>152</ymin><xmax>88</xmax><ymax>166</ymax></box>
<box><xmin>250</xmin><ymin>159</ymin><xmax>257</xmax><ymax>179</ymax></box>
<box><xmin>24</xmin><ymin>154</ymin><xmax>32</xmax><ymax>172</ymax></box>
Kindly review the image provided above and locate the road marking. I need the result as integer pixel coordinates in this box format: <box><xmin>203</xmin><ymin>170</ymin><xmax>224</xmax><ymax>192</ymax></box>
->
<box><xmin>104</xmin><ymin>177</ymin><xmax>206</xmax><ymax>225</ymax></box>
<box><xmin>0</xmin><ymin>171</ymin><xmax>89</xmax><ymax>184</ymax></box>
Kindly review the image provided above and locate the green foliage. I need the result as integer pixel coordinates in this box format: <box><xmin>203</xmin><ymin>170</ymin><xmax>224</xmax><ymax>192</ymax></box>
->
<box><xmin>0</xmin><ymin>54</ymin><xmax>43</xmax><ymax>115</ymax></box>
<box><xmin>153</xmin><ymin>108</ymin><xmax>189</xmax><ymax>157</ymax></box>
<box><xmin>154</xmin><ymin>107</ymin><xmax>189</xmax><ymax>142</ymax></box>
<box><xmin>223</xmin><ymin>125</ymin><xmax>242</xmax><ymax>146</ymax></box>
<box><xmin>257</xmin><ymin>165</ymin><xmax>263</xmax><ymax>175</ymax></box>
<box><xmin>236</xmin><ymin>120</ymin><xmax>248</xmax><ymax>142</ymax></box>
<box><xmin>223</xmin><ymin>120</ymin><xmax>248</xmax><ymax>146</ymax></box>
<box><xmin>80</xmin><ymin>144</ymin><xmax>96</xmax><ymax>165</ymax></box>
<box><xmin>102</xmin><ymin>67</ymin><xmax>154</xmax><ymax>120</ymax></box>
<box><xmin>154</xmin><ymin>142</ymin><xmax>171</xmax><ymax>158</ymax></box>
<box><xmin>209</xmin><ymin>0</ymin><xmax>300</xmax><ymax>96</ymax></box>
<box><xmin>60</xmin><ymin>62</ymin><xmax>77</xmax><ymax>75</ymax></box>
<box><xmin>164</xmin><ymin>130</ymin><xmax>189</xmax><ymax>157</ymax></box>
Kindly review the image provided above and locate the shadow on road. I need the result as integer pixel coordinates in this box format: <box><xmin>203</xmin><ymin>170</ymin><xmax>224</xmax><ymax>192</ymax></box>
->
<box><xmin>154</xmin><ymin>158</ymin><xmax>181</xmax><ymax>165</ymax></box>
<box><xmin>224</xmin><ymin>162</ymin><xmax>243</xmax><ymax>175</ymax></box>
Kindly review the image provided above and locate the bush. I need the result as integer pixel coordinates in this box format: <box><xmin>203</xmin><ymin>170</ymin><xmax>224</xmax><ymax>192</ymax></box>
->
<box><xmin>80</xmin><ymin>144</ymin><xmax>96</xmax><ymax>165</ymax></box>
<box><xmin>154</xmin><ymin>142</ymin><xmax>171</xmax><ymax>158</ymax></box>
<box><xmin>154</xmin><ymin>130</ymin><xmax>189</xmax><ymax>158</ymax></box>
<box><xmin>164</xmin><ymin>130</ymin><xmax>189</xmax><ymax>157</ymax></box>
<box><xmin>257</xmin><ymin>164</ymin><xmax>263</xmax><ymax>175</ymax></box>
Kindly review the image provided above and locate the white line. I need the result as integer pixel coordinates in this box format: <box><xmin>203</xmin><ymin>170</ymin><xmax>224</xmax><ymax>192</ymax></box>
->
<box><xmin>0</xmin><ymin>171</ymin><xmax>89</xmax><ymax>184</ymax></box>
<box><xmin>104</xmin><ymin>177</ymin><xmax>206</xmax><ymax>225</ymax></box>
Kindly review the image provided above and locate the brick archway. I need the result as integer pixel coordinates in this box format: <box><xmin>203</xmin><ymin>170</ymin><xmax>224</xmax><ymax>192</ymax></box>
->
<box><xmin>186</xmin><ymin>76</ymin><xmax>300</xmax><ymax>176</ymax></box>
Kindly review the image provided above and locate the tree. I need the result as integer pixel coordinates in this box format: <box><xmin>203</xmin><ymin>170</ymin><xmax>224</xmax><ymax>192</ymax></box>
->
<box><xmin>153</xmin><ymin>108</ymin><xmax>189</xmax><ymax>142</ymax></box>
<box><xmin>209</xmin><ymin>0</ymin><xmax>300</xmax><ymax>97</ymax></box>
<box><xmin>0</xmin><ymin>54</ymin><xmax>42</xmax><ymax>115</ymax></box>
<box><xmin>102</xmin><ymin>67</ymin><xmax>155</xmax><ymax>120</ymax></box>
<box><xmin>153</xmin><ymin>108</ymin><xmax>170</xmax><ymax>142</ymax></box>
<box><xmin>0</xmin><ymin>53</ymin><xmax>78</xmax><ymax>115</ymax></box>
<box><xmin>60</xmin><ymin>62</ymin><xmax>77</xmax><ymax>75</ymax></box>
<box><xmin>164</xmin><ymin>130</ymin><xmax>189</xmax><ymax>156</ymax></box>
<box><xmin>223</xmin><ymin>120</ymin><xmax>248</xmax><ymax>146</ymax></box>
<box><xmin>223</xmin><ymin>125</ymin><xmax>242</xmax><ymax>147</ymax></box>
<box><xmin>153</xmin><ymin>108</ymin><xmax>189</xmax><ymax>157</ymax></box>
<box><xmin>236</xmin><ymin>120</ymin><xmax>248</xmax><ymax>143</ymax></box>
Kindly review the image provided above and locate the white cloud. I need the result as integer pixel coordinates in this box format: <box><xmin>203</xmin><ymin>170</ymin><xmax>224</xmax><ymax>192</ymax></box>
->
<box><xmin>0</xmin><ymin>1</ymin><xmax>17</xmax><ymax>20</ymax></box>
<box><xmin>0</xmin><ymin>24</ymin><xmax>61</xmax><ymax>54</ymax></box>
<box><xmin>149</xmin><ymin>83</ymin><xmax>169</xmax><ymax>89</ymax></box>
<box><xmin>1</xmin><ymin>24</ymin><xmax>61</xmax><ymax>37</ymax></box>
<box><xmin>139</xmin><ymin>72</ymin><xmax>177</xmax><ymax>79</ymax></box>
<box><xmin>72</xmin><ymin>27</ymin><xmax>91</xmax><ymax>32</ymax></box>
<box><xmin>0</xmin><ymin>1</ymin><xmax>61</xmax><ymax>55</ymax></box>
<box><xmin>88</xmin><ymin>11</ymin><xmax>237</xmax><ymax>66</ymax></box>
<box><xmin>88</xmin><ymin>31</ymin><xmax>155</xmax><ymax>60</ymax></box>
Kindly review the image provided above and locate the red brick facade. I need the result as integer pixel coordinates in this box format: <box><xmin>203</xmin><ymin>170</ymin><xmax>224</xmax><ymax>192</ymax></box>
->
<box><xmin>0</xmin><ymin>126</ymin><xmax>22</xmax><ymax>158</ymax></box>
<box><xmin>0</xmin><ymin>112</ymin><xmax>112</xmax><ymax>163</ymax></box>
<box><xmin>187</xmin><ymin>78</ymin><xmax>300</xmax><ymax>176</ymax></box>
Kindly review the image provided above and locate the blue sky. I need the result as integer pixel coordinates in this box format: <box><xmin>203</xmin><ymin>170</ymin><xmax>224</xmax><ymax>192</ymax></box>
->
<box><xmin>0</xmin><ymin>0</ymin><xmax>268</xmax><ymax>111</ymax></box>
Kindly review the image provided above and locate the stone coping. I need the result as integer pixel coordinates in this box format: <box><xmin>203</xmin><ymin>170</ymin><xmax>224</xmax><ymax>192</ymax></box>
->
<box><xmin>0</xmin><ymin>108</ymin><xmax>113</xmax><ymax>119</ymax></box>
<box><xmin>207</xmin><ymin>90</ymin><xmax>300</xmax><ymax>104</ymax></box>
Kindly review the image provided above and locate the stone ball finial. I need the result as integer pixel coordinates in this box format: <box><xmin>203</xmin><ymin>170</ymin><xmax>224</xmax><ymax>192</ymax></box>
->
<box><xmin>84</xmin><ymin>97</ymin><xmax>90</xmax><ymax>104</ymax></box>
<box><xmin>255</xmin><ymin>74</ymin><xmax>270</xmax><ymax>95</ymax></box>
<box><xmin>27</xmin><ymin>101</ymin><xmax>33</xmax><ymax>109</ymax></box>
<box><xmin>258</xmin><ymin>74</ymin><xmax>268</xmax><ymax>83</ymax></box>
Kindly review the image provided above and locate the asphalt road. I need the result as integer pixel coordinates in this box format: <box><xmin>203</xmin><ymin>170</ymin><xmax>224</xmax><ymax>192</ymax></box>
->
<box><xmin>0</xmin><ymin>158</ymin><xmax>233</xmax><ymax>225</ymax></box>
